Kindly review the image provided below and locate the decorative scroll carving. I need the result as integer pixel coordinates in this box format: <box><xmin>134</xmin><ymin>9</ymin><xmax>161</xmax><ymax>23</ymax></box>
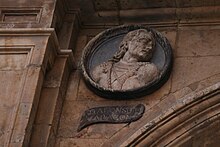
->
<box><xmin>78</xmin><ymin>104</ymin><xmax>145</xmax><ymax>131</ymax></box>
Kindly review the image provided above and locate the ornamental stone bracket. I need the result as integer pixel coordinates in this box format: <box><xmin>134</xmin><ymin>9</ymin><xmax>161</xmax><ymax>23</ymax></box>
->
<box><xmin>0</xmin><ymin>28</ymin><xmax>74</xmax><ymax>147</ymax></box>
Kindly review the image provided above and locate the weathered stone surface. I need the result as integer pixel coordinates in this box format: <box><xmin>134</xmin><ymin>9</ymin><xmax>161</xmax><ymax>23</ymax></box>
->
<box><xmin>119</xmin><ymin>0</ymin><xmax>175</xmax><ymax>9</ymax></box>
<box><xmin>65</xmin><ymin>71</ymin><xmax>81</xmax><ymax>101</ymax></box>
<box><xmin>173</xmin><ymin>87</ymin><xmax>193</xmax><ymax>100</ymax></box>
<box><xmin>195</xmin><ymin>73</ymin><xmax>220</xmax><ymax>92</ymax></box>
<box><xmin>187</xmin><ymin>119</ymin><xmax>220</xmax><ymax>147</ymax></box>
<box><xmin>44</xmin><ymin>58</ymin><xmax>68</xmax><ymax>88</ymax></box>
<box><xmin>120</xmin><ymin>8</ymin><xmax>177</xmax><ymax>24</ymax></box>
<box><xmin>172</xmin><ymin>73</ymin><xmax>220</xmax><ymax>100</ymax></box>
<box><xmin>58</xmin><ymin>100</ymin><xmax>128</xmax><ymax>139</ymax></box>
<box><xmin>140</xmin><ymin>77</ymin><xmax>172</xmax><ymax>105</ymax></box>
<box><xmin>63</xmin><ymin>0</ymin><xmax>220</xmax><ymax>25</ymax></box>
<box><xmin>80</xmin><ymin>0</ymin><xmax>119</xmax><ymax>27</ymax></box>
<box><xmin>57</xmin><ymin>100</ymin><xmax>88</xmax><ymax>138</ymax></box>
<box><xmin>58</xmin><ymin>19</ymin><xmax>78</xmax><ymax>49</ymax></box>
<box><xmin>1</xmin><ymin>0</ymin><xmax>220</xmax><ymax>146</ymax></box>
<box><xmin>20</xmin><ymin>67</ymin><xmax>44</xmax><ymax>103</ymax></box>
<box><xmin>29</xmin><ymin>124</ymin><xmax>53</xmax><ymax>147</ymax></box>
<box><xmin>59</xmin><ymin>138</ymin><xmax>106</xmax><ymax>147</ymax></box>
<box><xmin>74</xmin><ymin>35</ymin><xmax>88</xmax><ymax>68</ymax></box>
<box><xmin>102</xmin><ymin>83</ymin><xmax>220</xmax><ymax>146</ymax></box>
<box><xmin>0</xmin><ymin>54</ymin><xmax>27</xmax><ymax>70</ymax></box>
<box><xmin>101</xmin><ymin>102</ymin><xmax>164</xmax><ymax>146</ymax></box>
<box><xmin>159</xmin><ymin>29</ymin><xmax>177</xmax><ymax>49</ymax></box>
<box><xmin>77</xmin><ymin>77</ymin><xmax>105</xmax><ymax>101</ymax></box>
<box><xmin>57</xmin><ymin>23</ymin><xmax>220</xmax><ymax>146</ymax></box>
<box><xmin>93</xmin><ymin>0</ymin><xmax>118</xmax><ymax>11</ymax></box>
<box><xmin>10</xmin><ymin>103</ymin><xmax>32</xmax><ymax>145</ymax></box>
<box><xmin>80</xmin><ymin>29</ymin><xmax>105</xmax><ymax>38</ymax></box>
<box><xmin>0</xmin><ymin>0</ymin><xmax>56</xmax><ymax>28</ymax></box>
<box><xmin>0</xmin><ymin>30</ymin><xmax>52</xmax><ymax>147</ymax></box>
<box><xmin>176</xmin><ymin>0</ymin><xmax>220</xmax><ymax>7</ymax></box>
<box><xmin>35</xmin><ymin>88</ymin><xmax>59</xmax><ymax>124</ymax></box>
<box><xmin>78</xmin><ymin>67</ymin><xmax>171</xmax><ymax>106</ymax></box>
<box><xmin>177</xmin><ymin>6</ymin><xmax>220</xmax><ymax>23</ymax></box>
<box><xmin>177</xmin><ymin>28</ymin><xmax>220</xmax><ymax>57</ymax></box>
<box><xmin>172</xmin><ymin>56</ymin><xmax>220</xmax><ymax>92</ymax></box>
<box><xmin>0</xmin><ymin>35</ymin><xmax>50</xmax><ymax>68</ymax></box>
<box><xmin>0</xmin><ymin>28</ymin><xmax>74</xmax><ymax>147</ymax></box>
<box><xmin>31</xmin><ymin>55</ymin><xmax>73</xmax><ymax>146</ymax></box>
<box><xmin>0</xmin><ymin>71</ymin><xmax>24</xmax><ymax>146</ymax></box>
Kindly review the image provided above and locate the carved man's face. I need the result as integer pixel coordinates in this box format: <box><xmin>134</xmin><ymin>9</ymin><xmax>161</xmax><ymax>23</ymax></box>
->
<box><xmin>128</xmin><ymin>38</ymin><xmax>153</xmax><ymax>61</ymax></box>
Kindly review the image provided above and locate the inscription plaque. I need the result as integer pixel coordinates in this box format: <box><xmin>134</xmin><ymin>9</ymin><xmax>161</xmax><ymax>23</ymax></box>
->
<box><xmin>77</xmin><ymin>104</ymin><xmax>145</xmax><ymax>131</ymax></box>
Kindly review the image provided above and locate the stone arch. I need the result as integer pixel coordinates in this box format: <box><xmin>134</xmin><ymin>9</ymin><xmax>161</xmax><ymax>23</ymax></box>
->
<box><xmin>103</xmin><ymin>82</ymin><xmax>220</xmax><ymax>146</ymax></box>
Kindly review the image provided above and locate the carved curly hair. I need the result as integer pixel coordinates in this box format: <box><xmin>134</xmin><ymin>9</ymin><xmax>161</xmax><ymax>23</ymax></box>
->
<box><xmin>109</xmin><ymin>29</ymin><xmax>155</xmax><ymax>63</ymax></box>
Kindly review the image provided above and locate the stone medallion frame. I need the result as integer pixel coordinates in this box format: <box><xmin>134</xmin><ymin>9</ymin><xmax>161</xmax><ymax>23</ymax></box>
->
<box><xmin>81</xmin><ymin>25</ymin><xmax>173</xmax><ymax>99</ymax></box>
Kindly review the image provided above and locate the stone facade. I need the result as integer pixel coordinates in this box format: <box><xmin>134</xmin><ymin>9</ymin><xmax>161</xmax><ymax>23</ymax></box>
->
<box><xmin>0</xmin><ymin>0</ymin><xmax>220</xmax><ymax>147</ymax></box>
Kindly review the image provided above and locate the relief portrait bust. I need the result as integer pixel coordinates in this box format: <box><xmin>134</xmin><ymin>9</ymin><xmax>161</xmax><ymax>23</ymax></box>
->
<box><xmin>81</xmin><ymin>25</ymin><xmax>173</xmax><ymax>99</ymax></box>
<box><xmin>92</xmin><ymin>29</ymin><xmax>159</xmax><ymax>91</ymax></box>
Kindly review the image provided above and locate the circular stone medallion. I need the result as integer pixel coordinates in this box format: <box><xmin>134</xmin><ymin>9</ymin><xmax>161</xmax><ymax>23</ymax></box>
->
<box><xmin>81</xmin><ymin>25</ymin><xmax>173</xmax><ymax>99</ymax></box>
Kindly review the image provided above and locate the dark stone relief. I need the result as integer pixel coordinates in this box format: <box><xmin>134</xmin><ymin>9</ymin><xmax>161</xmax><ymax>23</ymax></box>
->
<box><xmin>78</xmin><ymin>104</ymin><xmax>145</xmax><ymax>131</ymax></box>
<box><xmin>81</xmin><ymin>25</ymin><xmax>173</xmax><ymax>99</ymax></box>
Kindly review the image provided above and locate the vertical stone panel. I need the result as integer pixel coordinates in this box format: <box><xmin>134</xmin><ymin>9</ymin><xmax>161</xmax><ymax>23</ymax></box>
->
<box><xmin>0</xmin><ymin>48</ymin><xmax>29</xmax><ymax>147</ymax></box>
<box><xmin>0</xmin><ymin>29</ymin><xmax>56</xmax><ymax>147</ymax></box>
<box><xmin>0</xmin><ymin>71</ymin><xmax>24</xmax><ymax>146</ymax></box>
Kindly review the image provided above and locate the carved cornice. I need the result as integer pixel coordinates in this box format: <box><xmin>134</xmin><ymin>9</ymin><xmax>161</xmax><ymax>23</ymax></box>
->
<box><xmin>0</xmin><ymin>28</ymin><xmax>75</xmax><ymax>70</ymax></box>
<box><xmin>59</xmin><ymin>1</ymin><xmax>220</xmax><ymax>28</ymax></box>
<box><xmin>0</xmin><ymin>28</ymin><xmax>54</xmax><ymax>35</ymax></box>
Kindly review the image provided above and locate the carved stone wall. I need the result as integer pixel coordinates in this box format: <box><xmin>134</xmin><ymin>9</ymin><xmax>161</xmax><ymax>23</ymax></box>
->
<box><xmin>0</xmin><ymin>0</ymin><xmax>75</xmax><ymax>147</ymax></box>
<box><xmin>0</xmin><ymin>0</ymin><xmax>220</xmax><ymax>147</ymax></box>
<box><xmin>0</xmin><ymin>0</ymin><xmax>56</xmax><ymax>28</ymax></box>
<box><xmin>56</xmin><ymin>25</ymin><xmax>220</xmax><ymax>147</ymax></box>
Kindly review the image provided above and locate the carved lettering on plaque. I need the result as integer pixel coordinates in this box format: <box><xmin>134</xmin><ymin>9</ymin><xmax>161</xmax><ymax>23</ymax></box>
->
<box><xmin>78</xmin><ymin>104</ymin><xmax>145</xmax><ymax>131</ymax></box>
